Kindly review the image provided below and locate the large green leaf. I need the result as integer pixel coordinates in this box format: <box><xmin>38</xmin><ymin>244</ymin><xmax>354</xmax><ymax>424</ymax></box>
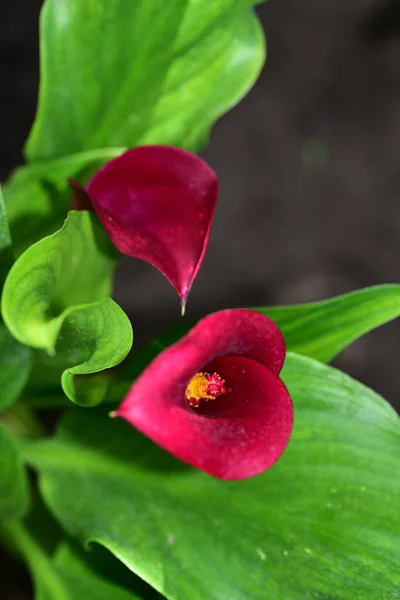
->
<box><xmin>1</xmin><ymin>211</ymin><xmax>133</xmax><ymax>405</ymax></box>
<box><xmin>4</xmin><ymin>1</ymin><xmax>264</xmax><ymax>254</ymax></box>
<box><xmin>24</xmin><ymin>353</ymin><xmax>400</xmax><ymax>599</ymax></box>
<box><xmin>26</xmin><ymin>0</ymin><xmax>264</xmax><ymax>162</ymax></box>
<box><xmin>257</xmin><ymin>284</ymin><xmax>400</xmax><ymax>362</ymax></box>
<box><xmin>0</xmin><ymin>427</ymin><xmax>29</xmax><ymax>521</ymax></box>
<box><xmin>4</xmin><ymin>524</ymin><xmax>145</xmax><ymax>600</ymax></box>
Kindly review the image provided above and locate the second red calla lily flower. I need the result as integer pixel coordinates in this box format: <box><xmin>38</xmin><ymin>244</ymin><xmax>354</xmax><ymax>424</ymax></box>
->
<box><xmin>81</xmin><ymin>145</ymin><xmax>219</xmax><ymax>311</ymax></box>
<box><xmin>117</xmin><ymin>310</ymin><xmax>293</xmax><ymax>480</ymax></box>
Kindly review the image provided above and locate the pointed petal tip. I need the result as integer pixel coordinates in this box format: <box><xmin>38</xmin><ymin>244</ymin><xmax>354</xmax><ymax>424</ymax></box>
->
<box><xmin>86</xmin><ymin>145</ymin><xmax>218</xmax><ymax>299</ymax></box>
<box><xmin>181</xmin><ymin>301</ymin><xmax>186</xmax><ymax>317</ymax></box>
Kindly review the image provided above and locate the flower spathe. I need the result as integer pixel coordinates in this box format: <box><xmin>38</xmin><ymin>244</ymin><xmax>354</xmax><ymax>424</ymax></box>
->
<box><xmin>117</xmin><ymin>309</ymin><xmax>293</xmax><ymax>480</ymax></box>
<box><xmin>81</xmin><ymin>145</ymin><xmax>219</xmax><ymax>310</ymax></box>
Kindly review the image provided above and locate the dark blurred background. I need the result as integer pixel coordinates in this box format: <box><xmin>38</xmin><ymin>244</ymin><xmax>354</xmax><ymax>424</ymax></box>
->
<box><xmin>1</xmin><ymin>0</ymin><xmax>399</xmax><ymax>597</ymax></box>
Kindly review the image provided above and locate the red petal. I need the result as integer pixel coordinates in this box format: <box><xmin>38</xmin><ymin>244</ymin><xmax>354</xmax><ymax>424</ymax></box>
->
<box><xmin>117</xmin><ymin>310</ymin><xmax>292</xmax><ymax>480</ymax></box>
<box><xmin>178</xmin><ymin>308</ymin><xmax>285</xmax><ymax>376</ymax></box>
<box><xmin>86</xmin><ymin>146</ymin><xmax>218</xmax><ymax>306</ymax></box>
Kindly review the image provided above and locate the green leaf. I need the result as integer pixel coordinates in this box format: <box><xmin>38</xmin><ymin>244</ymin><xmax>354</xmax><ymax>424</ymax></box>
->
<box><xmin>256</xmin><ymin>284</ymin><xmax>400</xmax><ymax>362</ymax></box>
<box><xmin>1</xmin><ymin>211</ymin><xmax>133</xmax><ymax>406</ymax></box>
<box><xmin>54</xmin><ymin>545</ymin><xmax>152</xmax><ymax>600</ymax></box>
<box><xmin>2</xmin><ymin>210</ymin><xmax>116</xmax><ymax>349</ymax></box>
<box><xmin>0</xmin><ymin>427</ymin><xmax>29</xmax><ymax>521</ymax></box>
<box><xmin>22</xmin><ymin>488</ymin><xmax>64</xmax><ymax>556</ymax></box>
<box><xmin>4</xmin><ymin>524</ymin><xmax>145</xmax><ymax>600</ymax></box>
<box><xmin>26</xmin><ymin>0</ymin><xmax>265</xmax><ymax>161</ymax></box>
<box><xmin>0</xmin><ymin>325</ymin><xmax>31</xmax><ymax>411</ymax></box>
<box><xmin>24</xmin><ymin>354</ymin><xmax>400</xmax><ymax>599</ymax></box>
<box><xmin>4</xmin><ymin>148</ymin><xmax>125</xmax><ymax>255</ymax></box>
<box><xmin>59</xmin><ymin>299</ymin><xmax>133</xmax><ymax>406</ymax></box>
<box><xmin>0</xmin><ymin>186</ymin><xmax>13</xmax><ymax>285</ymax></box>
<box><xmin>0</xmin><ymin>188</ymin><xmax>32</xmax><ymax>411</ymax></box>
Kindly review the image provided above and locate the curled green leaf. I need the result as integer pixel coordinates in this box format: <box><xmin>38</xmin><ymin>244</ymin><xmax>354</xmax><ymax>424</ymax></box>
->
<box><xmin>59</xmin><ymin>299</ymin><xmax>133</xmax><ymax>407</ymax></box>
<box><xmin>1</xmin><ymin>211</ymin><xmax>133</xmax><ymax>406</ymax></box>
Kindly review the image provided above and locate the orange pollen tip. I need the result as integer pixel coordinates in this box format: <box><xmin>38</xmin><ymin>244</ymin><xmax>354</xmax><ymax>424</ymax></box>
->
<box><xmin>185</xmin><ymin>372</ymin><xmax>227</xmax><ymax>408</ymax></box>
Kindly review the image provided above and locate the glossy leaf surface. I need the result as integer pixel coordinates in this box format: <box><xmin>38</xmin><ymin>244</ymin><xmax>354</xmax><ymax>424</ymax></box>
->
<box><xmin>27</xmin><ymin>0</ymin><xmax>264</xmax><ymax>161</ymax></box>
<box><xmin>5</xmin><ymin>1</ymin><xmax>264</xmax><ymax>254</ymax></box>
<box><xmin>24</xmin><ymin>353</ymin><xmax>400</xmax><ymax>599</ymax></box>
<box><xmin>258</xmin><ymin>284</ymin><xmax>400</xmax><ymax>362</ymax></box>
<box><xmin>1</xmin><ymin>211</ymin><xmax>133</xmax><ymax>405</ymax></box>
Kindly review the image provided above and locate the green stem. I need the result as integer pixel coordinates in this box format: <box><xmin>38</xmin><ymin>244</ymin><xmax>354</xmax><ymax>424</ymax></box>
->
<box><xmin>3</xmin><ymin>521</ymin><xmax>68</xmax><ymax>600</ymax></box>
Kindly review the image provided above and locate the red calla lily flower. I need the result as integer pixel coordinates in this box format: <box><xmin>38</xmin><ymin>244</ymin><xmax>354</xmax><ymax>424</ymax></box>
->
<box><xmin>78</xmin><ymin>145</ymin><xmax>218</xmax><ymax>311</ymax></box>
<box><xmin>117</xmin><ymin>309</ymin><xmax>293</xmax><ymax>480</ymax></box>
